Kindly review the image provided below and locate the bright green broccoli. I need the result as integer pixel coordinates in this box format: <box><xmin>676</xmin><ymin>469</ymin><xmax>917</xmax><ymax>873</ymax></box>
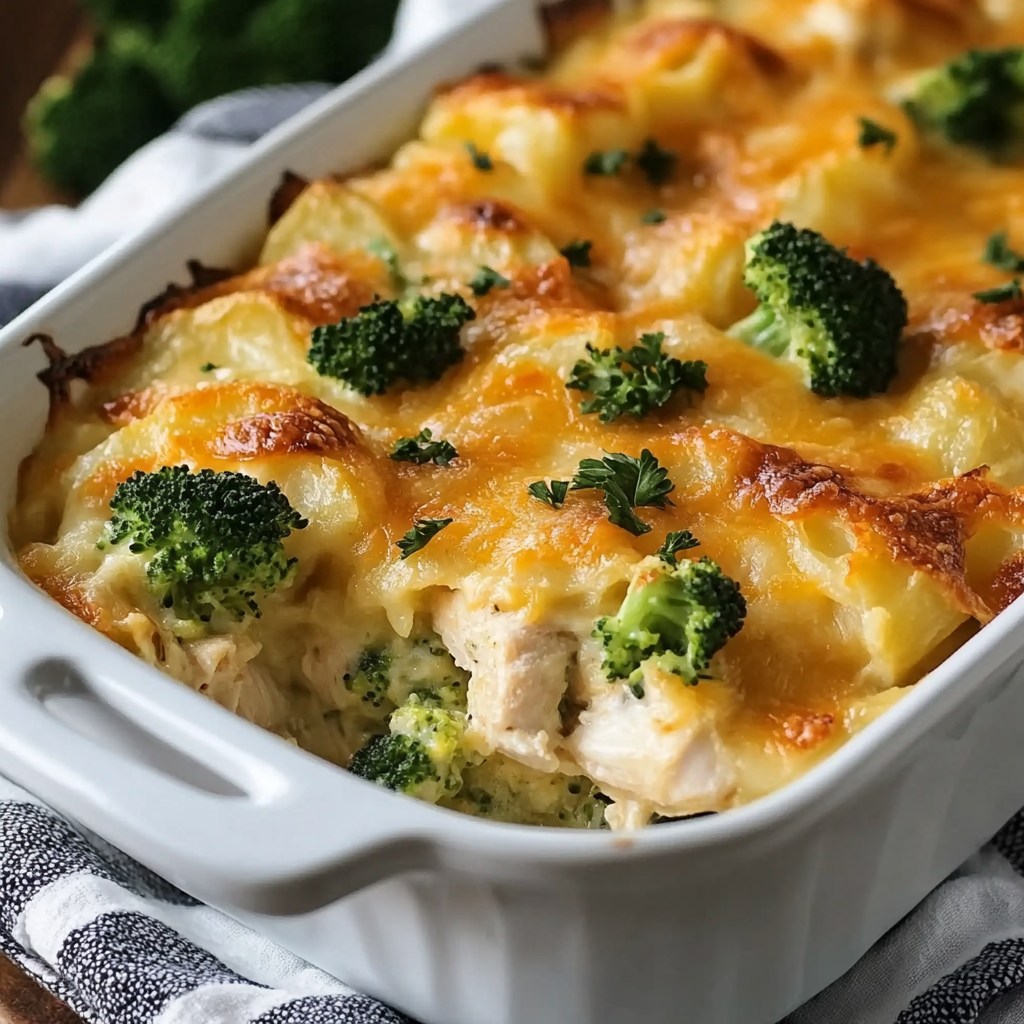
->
<box><xmin>348</xmin><ymin>690</ymin><xmax>469</xmax><ymax>803</ymax></box>
<box><xmin>595</xmin><ymin>556</ymin><xmax>746</xmax><ymax>688</ymax></box>
<box><xmin>903</xmin><ymin>47</ymin><xmax>1024</xmax><ymax>157</ymax></box>
<box><xmin>26</xmin><ymin>0</ymin><xmax>401</xmax><ymax>196</ymax></box>
<box><xmin>99</xmin><ymin>465</ymin><xmax>307</xmax><ymax>627</ymax></box>
<box><xmin>308</xmin><ymin>295</ymin><xmax>475</xmax><ymax>395</ymax></box>
<box><xmin>728</xmin><ymin>221</ymin><xmax>907</xmax><ymax>398</ymax></box>
<box><xmin>343</xmin><ymin>634</ymin><xmax>470</xmax><ymax>718</ymax></box>
<box><xmin>24</xmin><ymin>44</ymin><xmax>177</xmax><ymax>196</ymax></box>
<box><xmin>348</xmin><ymin>733</ymin><xmax>437</xmax><ymax>795</ymax></box>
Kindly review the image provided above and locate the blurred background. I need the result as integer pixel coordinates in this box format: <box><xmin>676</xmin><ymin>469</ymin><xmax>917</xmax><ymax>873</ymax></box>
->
<box><xmin>0</xmin><ymin>0</ymin><xmax>81</xmax><ymax>208</ymax></box>
<box><xmin>0</xmin><ymin>0</ymin><xmax>402</xmax><ymax>210</ymax></box>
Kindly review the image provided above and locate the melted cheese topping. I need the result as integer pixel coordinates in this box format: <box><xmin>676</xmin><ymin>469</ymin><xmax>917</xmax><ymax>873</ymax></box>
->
<box><xmin>12</xmin><ymin>0</ymin><xmax>1024</xmax><ymax>824</ymax></box>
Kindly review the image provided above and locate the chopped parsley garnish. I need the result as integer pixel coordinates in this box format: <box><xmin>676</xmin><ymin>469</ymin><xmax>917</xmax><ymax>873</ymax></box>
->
<box><xmin>973</xmin><ymin>279</ymin><xmax>1022</xmax><ymax>303</ymax></box>
<box><xmin>656</xmin><ymin>530</ymin><xmax>700</xmax><ymax>566</ymax></box>
<box><xmin>582</xmin><ymin>139</ymin><xmax>678</xmax><ymax>185</ymax></box>
<box><xmin>560</xmin><ymin>240</ymin><xmax>593</xmax><ymax>268</ymax></box>
<box><xmin>570</xmin><ymin>450</ymin><xmax>675</xmax><ymax>536</ymax></box>
<box><xmin>566</xmin><ymin>331</ymin><xmax>708</xmax><ymax>423</ymax></box>
<box><xmin>368</xmin><ymin>237</ymin><xmax>407</xmax><ymax>289</ymax></box>
<box><xmin>641</xmin><ymin>208</ymin><xmax>666</xmax><ymax>224</ymax></box>
<box><xmin>528</xmin><ymin>479</ymin><xmax>569</xmax><ymax>508</ymax></box>
<box><xmin>634</xmin><ymin>138</ymin><xmax>678</xmax><ymax>186</ymax></box>
<box><xmin>397</xmin><ymin>517</ymin><xmax>453</xmax><ymax>559</ymax></box>
<box><xmin>983</xmin><ymin>231</ymin><xmax>1024</xmax><ymax>273</ymax></box>
<box><xmin>857</xmin><ymin>117</ymin><xmax>898</xmax><ymax>153</ymax></box>
<box><xmin>465</xmin><ymin>142</ymin><xmax>493</xmax><ymax>171</ymax></box>
<box><xmin>469</xmin><ymin>265</ymin><xmax>511</xmax><ymax>297</ymax></box>
<box><xmin>308</xmin><ymin>294</ymin><xmax>475</xmax><ymax>396</ymax></box>
<box><xmin>390</xmin><ymin>429</ymin><xmax>459</xmax><ymax>466</ymax></box>
<box><xmin>199</xmin><ymin>362</ymin><xmax>218</xmax><ymax>372</ymax></box>
<box><xmin>584</xmin><ymin>149</ymin><xmax>629</xmax><ymax>176</ymax></box>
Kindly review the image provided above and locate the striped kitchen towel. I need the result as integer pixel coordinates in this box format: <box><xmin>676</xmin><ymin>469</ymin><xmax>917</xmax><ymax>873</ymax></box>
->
<box><xmin>3</xmin><ymin>767</ymin><xmax>1024</xmax><ymax>1024</ymax></box>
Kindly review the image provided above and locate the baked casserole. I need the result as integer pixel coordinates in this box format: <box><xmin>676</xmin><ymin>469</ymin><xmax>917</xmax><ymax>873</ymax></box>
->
<box><xmin>12</xmin><ymin>0</ymin><xmax>1024</xmax><ymax>829</ymax></box>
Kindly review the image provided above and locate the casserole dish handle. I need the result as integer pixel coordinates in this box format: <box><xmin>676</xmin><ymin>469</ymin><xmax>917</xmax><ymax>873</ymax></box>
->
<box><xmin>0</xmin><ymin>590</ymin><xmax>448</xmax><ymax>915</ymax></box>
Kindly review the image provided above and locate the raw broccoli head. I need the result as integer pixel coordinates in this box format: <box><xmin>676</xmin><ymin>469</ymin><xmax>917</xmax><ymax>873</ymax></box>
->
<box><xmin>100</xmin><ymin>465</ymin><xmax>307</xmax><ymax>627</ymax></box>
<box><xmin>83</xmin><ymin>0</ymin><xmax>173</xmax><ymax>31</ymax></box>
<box><xmin>249</xmin><ymin>0</ymin><xmax>401</xmax><ymax>89</ymax></box>
<box><xmin>904</xmin><ymin>47</ymin><xmax>1024</xmax><ymax>157</ymax></box>
<box><xmin>308</xmin><ymin>294</ymin><xmax>475</xmax><ymax>396</ymax></box>
<box><xmin>137</xmin><ymin>0</ymin><xmax>256</xmax><ymax>109</ymax></box>
<box><xmin>729</xmin><ymin>221</ymin><xmax>907</xmax><ymax>398</ymax></box>
<box><xmin>136</xmin><ymin>0</ymin><xmax>401</xmax><ymax>110</ymax></box>
<box><xmin>28</xmin><ymin>0</ymin><xmax>401</xmax><ymax>195</ymax></box>
<box><xmin>595</xmin><ymin>557</ymin><xmax>746</xmax><ymax>687</ymax></box>
<box><xmin>349</xmin><ymin>693</ymin><xmax>468</xmax><ymax>803</ymax></box>
<box><xmin>24</xmin><ymin>44</ymin><xmax>177</xmax><ymax>196</ymax></box>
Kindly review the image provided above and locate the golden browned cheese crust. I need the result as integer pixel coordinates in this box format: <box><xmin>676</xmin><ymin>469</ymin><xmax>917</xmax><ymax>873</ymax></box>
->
<box><xmin>11</xmin><ymin>0</ymin><xmax>1024</xmax><ymax>818</ymax></box>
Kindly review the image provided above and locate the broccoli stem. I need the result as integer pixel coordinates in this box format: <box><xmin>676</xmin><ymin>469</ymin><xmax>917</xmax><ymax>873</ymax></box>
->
<box><xmin>729</xmin><ymin>304</ymin><xmax>791</xmax><ymax>357</ymax></box>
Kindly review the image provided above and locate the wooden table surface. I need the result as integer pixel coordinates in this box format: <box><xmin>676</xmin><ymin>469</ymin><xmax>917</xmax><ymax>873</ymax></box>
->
<box><xmin>2</xmin><ymin>6</ymin><xmax>92</xmax><ymax>1021</ymax></box>
<box><xmin>0</xmin><ymin>0</ymin><xmax>82</xmax><ymax>209</ymax></box>
<box><xmin>0</xmin><ymin>958</ymin><xmax>82</xmax><ymax>1024</ymax></box>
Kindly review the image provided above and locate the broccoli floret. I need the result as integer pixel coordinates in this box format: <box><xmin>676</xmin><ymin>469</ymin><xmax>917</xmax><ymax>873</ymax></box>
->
<box><xmin>308</xmin><ymin>295</ymin><xmax>475</xmax><ymax>395</ymax></box>
<box><xmin>27</xmin><ymin>0</ymin><xmax>401</xmax><ymax>196</ymax></box>
<box><xmin>595</xmin><ymin>556</ymin><xmax>746</xmax><ymax>687</ymax></box>
<box><xmin>24</xmin><ymin>45</ymin><xmax>177</xmax><ymax>196</ymax></box>
<box><xmin>126</xmin><ymin>0</ymin><xmax>401</xmax><ymax>112</ymax></box>
<box><xmin>247</xmin><ymin>0</ymin><xmax>401</xmax><ymax>102</ymax></box>
<box><xmin>100</xmin><ymin>465</ymin><xmax>307</xmax><ymax>627</ymax></box>
<box><xmin>444</xmin><ymin>755</ymin><xmax>607</xmax><ymax>828</ymax></box>
<box><xmin>344</xmin><ymin>648</ymin><xmax>391</xmax><ymax>708</ymax></box>
<box><xmin>904</xmin><ymin>48</ymin><xmax>1024</xmax><ymax>157</ymax></box>
<box><xmin>348</xmin><ymin>734</ymin><xmax>435</xmax><ymax>795</ymax></box>
<box><xmin>728</xmin><ymin>221</ymin><xmax>907</xmax><ymax>398</ymax></box>
<box><xmin>349</xmin><ymin>692</ymin><xmax>469</xmax><ymax>803</ymax></box>
<box><xmin>343</xmin><ymin>633</ymin><xmax>470</xmax><ymax>718</ymax></box>
<box><xmin>83</xmin><ymin>0</ymin><xmax>173</xmax><ymax>30</ymax></box>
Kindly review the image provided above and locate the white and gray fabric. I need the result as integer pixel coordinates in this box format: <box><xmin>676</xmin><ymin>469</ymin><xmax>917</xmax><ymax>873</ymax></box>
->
<box><xmin>5</xmin><ymin>17</ymin><xmax>1024</xmax><ymax>1024</ymax></box>
<box><xmin>3</xmin><ymin>764</ymin><xmax>1024</xmax><ymax>1024</ymax></box>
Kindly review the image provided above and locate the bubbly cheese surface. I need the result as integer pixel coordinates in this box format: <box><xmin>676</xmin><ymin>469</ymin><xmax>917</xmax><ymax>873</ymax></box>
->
<box><xmin>12</xmin><ymin>0</ymin><xmax>1024</xmax><ymax>826</ymax></box>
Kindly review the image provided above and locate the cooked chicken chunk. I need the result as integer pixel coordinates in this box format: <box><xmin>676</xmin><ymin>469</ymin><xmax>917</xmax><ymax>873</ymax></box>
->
<box><xmin>434</xmin><ymin>592</ymin><xmax>573</xmax><ymax>772</ymax></box>
<box><xmin>561</xmin><ymin>643</ymin><xmax>737</xmax><ymax>817</ymax></box>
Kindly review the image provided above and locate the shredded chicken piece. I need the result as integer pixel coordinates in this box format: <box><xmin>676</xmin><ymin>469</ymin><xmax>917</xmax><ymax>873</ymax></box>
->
<box><xmin>434</xmin><ymin>592</ymin><xmax>573</xmax><ymax>772</ymax></box>
<box><xmin>560</xmin><ymin>643</ymin><xmax>737</xmax><ymax>816</ymax></box>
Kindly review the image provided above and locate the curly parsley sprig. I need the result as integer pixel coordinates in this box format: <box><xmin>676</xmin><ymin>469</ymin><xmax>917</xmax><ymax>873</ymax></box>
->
<box><xmin>390</xmin><ymin>429</ymin><xmax>459</xmax><ymax>467</ymax></box>
<box><xmin>397</xmin><ymin>517</ymin><xmax>453</xmax><ymax>559</ymax></box>
<box><xmin>581</xmin><ymin>139</ymin><xmax>678</xmax><ymax>185</ymax></box>
<box><xmin>974</xmin><ymin>279</ymin><xmax>1022</xmax><ymax>303</ymax></box>
<box><xmin>856</xmin><ymin>117</ymin><xmax>897</xmax><ymax>153</ymax></box>
<box><xmin>656</xmin><ymin>530</ymin><xmax>700</xmax><ymax>566</ymax></box>
<box><xmin>570</xmin><ymin>450</ymin><xmax>675</xmax><ymax>536</ymax></box>
<box><xmin>983</xmin><ymin>231</ymin><xmax>1024</xmax><ymax>273</ymax></box>
<box><xmin>469</xmin><ymin>265</ymin><xmax>511</xmax><ymax>297</ymax></box>
<box><xmin>566</xmin><ymin>331</ymin><xmax>708</xmax><ymax>422</ymax></box>
<box><xmin>528</xmin><ymin>479</ymin><xmax>569</xmax><ymax>508</ymax></box>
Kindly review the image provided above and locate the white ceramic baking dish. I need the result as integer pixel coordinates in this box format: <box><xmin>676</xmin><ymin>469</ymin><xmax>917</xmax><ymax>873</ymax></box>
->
<box><xmin>2</xmin><ymin>3</ymin><xmax>1024</xmax><ymax>1022</ymax></box>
